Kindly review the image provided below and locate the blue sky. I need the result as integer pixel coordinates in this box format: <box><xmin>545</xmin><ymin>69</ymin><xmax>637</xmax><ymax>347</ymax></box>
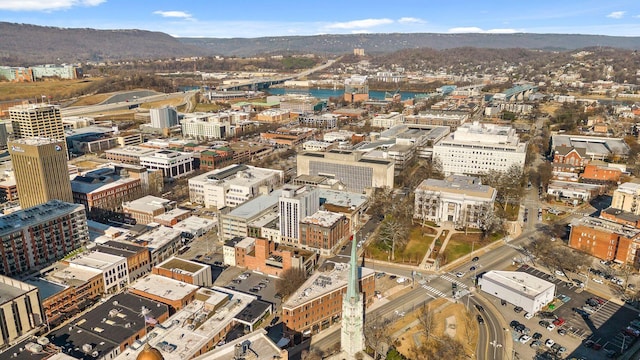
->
<box><xmin>2</xmin><ymin>0</ymin><xmax>640</xmax><ymax>38</ymax></box>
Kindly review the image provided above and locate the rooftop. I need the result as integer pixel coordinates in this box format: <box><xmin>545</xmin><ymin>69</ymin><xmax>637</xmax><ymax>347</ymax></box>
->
<box><xmin>283</xmin><ymin>260</ymin><xmax>374</xmax><ymax>309</ymax></box>
<box><xmin>191</xmin><ymin>329</ymin><xmax>284</xmax><ymax>360</ymax></box>
<box><xmin>480</xmin><ymin>270</ymin><xmax>555</xmax><ymax>299</ymax></box>
<box><xmin>319</xmin><ymin>189</ymin><xmax>368</xmax><ymax>209</ymax></box>
<box><xmin>0</xmin><ymin>200</ymin><xmax>84</xmax><ymax>237</ymax></box>
<box><xmin>129</xmin><ymin>275</ymin><xmax>198</xmax><ymax>301</ymax></box>
<box><xmin>172</xmin><ymin>215</ymin><xmax>215</xmax><ymax>233</ymax></box>
<box><xmin>68</xmin><ymin>251</ymin><xmax>125</xmax><ymax>270</ymax></box>
<box><xmin>123</xmin><ymin>195</ymin><xmax>173</xmax><ymax>213</ymax></box>
<box><xmin>116</xmin><ymin>287</ymin><xmax>258</xmax><ymax>360</ymax></box>
<box><xmin>301</xmin><ymin>210</ymin><xmax>344</xmax><ymax>227</ymax></box>
<box><xmin>226</xmin><ymin>189</ymin><xmax>282</xmax><ymax>220</ymax></box>
<box><xmin>615</xmin><ymin>182</ymin><xmax>640</xmax><ymax>195</ymax></box>
<box><xmin>571</xmin><ymin>216</ymin><xmax>640</xmax><ymax>239</ymax></box>
<box><xmin>416</xmin><ymin>175</ymin><xmax>496</xmax><ymax>200</ymax></box>
<box><xmin>154</xmin><ymin>208</ymin><xmax>191</xmax><ymax>222</ymax></box>
<box><xmin>9</xmin><ymin>137</ymin><xmax>63</xmax><ymax>146</ymax></box>
<box><xmin>104</xmin><ymin>145</ymin><xmax>156</xmax><ymax>156</ymax></box>
<box><xmin>0</xmin><ymin>276</ymin><xmax>35</xmax><ymax>304</ymax></box>
<box><xmin>551</xmin><ymin>134</ymin><xmax>630</xmax><ymax>157</ymax></box>
<box><xmin>131</xmin><ymin>226</ymin><xmax>182</xmax><ymax>250</ymax></box>
<box><xmin>157</xmin><ymin>257</ymin><xmax>208</xmax><ymax>274</ymax></box>
<box><xmin>189</xmin><ymin>164</ymin><xmax>282</xmax><ymax>187</ymax></box>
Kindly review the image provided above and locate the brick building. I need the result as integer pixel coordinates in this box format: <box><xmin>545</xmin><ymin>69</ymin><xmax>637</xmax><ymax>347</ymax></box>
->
<box><xmin>128</xmin><ymin>274</ymin><xmax>199</xmax><ymax>313</ymax></box>
<box><xmin>236</xmin><ymin>237</ymin><xmax>317</xmax><ymax>277</ymax></box>
<box><xmin>569</xmin><ymin>216</ymin><xmax>640</xmax><ymax>266</ymax></box>
<box><xmin>152</xmin><ymin>256</ymin><xmax>212</xmax><ymax>287</ymax></box>
<box><xmin>299</xmin><ymin>211</ymin><xmax>349</xmax><ymax>256</ymax></box>
<box><xmin>200</xmin><ymin>147</ymin><xmax>235</xmax><ymax>171</ymax></box>
<box><xmin>553</xmin><ymin>146</ymin><xmax>589</xmax><ymax>169</ymax></box>
<box><xmin>96</xmin><ymin>240</ymin><xmax>151</xmax><ymax>282</ymax></box>
<box><xmin>581</xmin><ymin>164</ymin><xmax>622</xmax><ymax>184</ymax></box>
<box><xmin>282</xmin><ymin>260</ymin><xmax>374</xmax><ymax>339</ymax></box>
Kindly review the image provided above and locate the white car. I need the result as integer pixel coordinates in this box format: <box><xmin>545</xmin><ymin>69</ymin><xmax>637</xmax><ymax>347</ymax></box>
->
<box><xmin>455</xmin><ymin>272</ymin><xmax>465</xmax><ymax>278</ymax></box>
<box><xmin>545</xmin><ymin>339</ymin><xmax>555</xmax><ymax>347</ymax></box>
<box><xmin>518</xmin><ymin>335</ymin><xmax>531</xmax><ymax>343</ymax></box>
<box><xmin>524</xmin><ymin>312</ymin><xmax>534</xmax><ymax>320</ymax></box>
<box><xmin>555</xmin><ymin>270</ymin><xmax>565</xmax><ymax>276</ymax></box>
<box><xmin>592</xmin><ymin>278</ymin><xmax>604</xmax><ymax>284</ymax></box>
<box><xmin>546</xmin><ymin>323</ymin><xmax>556</xmax><ymax>331</ymax></box>
<box><xmin>396</xmin><ymin>277</ymin><xmax>406</xmax><ymax>284</ymax></box>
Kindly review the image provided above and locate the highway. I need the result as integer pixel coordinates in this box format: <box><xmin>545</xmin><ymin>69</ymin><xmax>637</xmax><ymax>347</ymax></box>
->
<box><xmin>217</xmin><ymin>59</ymin><xmax>337</xmax><ymax>90</ymax></box>
<box><xmin>60</xmin><ymin>90</ymin><xmax>197</xmax><ymax>116</ymax></box>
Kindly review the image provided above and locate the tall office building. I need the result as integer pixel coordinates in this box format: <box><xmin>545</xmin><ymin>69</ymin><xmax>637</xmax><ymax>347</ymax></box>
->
<box><xmin>279</xmin><ymin>185</ymin><xmax>319</xmax><ymax>244</ymax></box>
<box><xmin>8</xmin><ymin>138</ymin><xmax>73</xmax><ymax>209</ymax></box>
<box><xmin>150</xmin><ymin>106</ymin><xmax>178</xmax><ymax>129</ymax></box>
<box><xmin>9</xmin><ymin>104</ymin><xmax>65</xmax><ymax>142</ymax></box>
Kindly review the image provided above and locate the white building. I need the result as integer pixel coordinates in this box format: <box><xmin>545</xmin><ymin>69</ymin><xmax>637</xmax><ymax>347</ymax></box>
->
<box><xmin>150</xmin><ymin>106</ymin><xmax>178</xmax><ymax>129</ymax></box>
<box><xmin>371</xmin><ymin>112</ymin><xmax>405</xmax><ymax>129</ymax></box>
<box><xmin>324</xmin><ymin>130</ymin><xmax>354</xmax><ymax>142</ymax></box>
<box><xmin>414</xmin><ymin>175</ymin><xmax>496</xmax><ymax>227</ymax></box>
<box><xmin>180</xmin><ymin>112</ymin><xmax>236</xmax><ymax>139</ymax></box>
<box><xmin>67</xmin><ymin>251</ymin><xmax>129</xmax><ymax>294</ymax></box>
<box><xmin>303</xmin><ymin>140</ymin><xmax>332</xmax><ymax>152</ymax></box>
<box><xmin>171</xmin><ymin>215</ymin><xmax>216</xmax><ymax>238</ymax></box>
<box><xmin>298</xmin><ymin>113</ymin><xmax>338</xmax><ymax>129</ymax></box>
<box><xmin>139</xmin><ymin>149</ymin><xmax>194</xmax><ymax>179</ymax></box>
<box><xmin>478</xmin><ymin>270</ymin><xmax>555</xmax><ymax>314</ymax></box>
<box><xmin>279</xmin><ymin>185</ymin><xmax>319</xmax><ymax>244</ymax></box>
<box><xmin>188</xmin><ymin>164</ymin><xmax>283</xmax><ymax>209</ymax></box>
<box><xmin>433</xmin><ymin>122</ymin><xmax>527</xmax><ymax>176</ymax></box>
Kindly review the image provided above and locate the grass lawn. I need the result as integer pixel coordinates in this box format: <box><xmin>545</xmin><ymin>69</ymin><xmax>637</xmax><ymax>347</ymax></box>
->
<box><xmin>193</xmin><ymin>102</ymin><xmax>225</xmax><ymax>112</ymax></box>
<box><xmin>366</xmin><ymin>225</ymin><xmax>435</xmax><ymax>265</ymax></box>
<box><xmin>0</xmin><ymin>79</ymin><xmax>98</xmax><ymax>102</ymax></box>
<box><xmin>139</xmin><ymin>97</ymin><xmax>184</xmax><ymax>109</ymax></box>
<box><xmin>71</xmin><ymin>93</ymin><xmax>112</xmax><ymax>106</ymax></box>
<box><xmin>441</xmin><ymin>231</ymin><xmax>503</xmax><ymax>264</ymax></box>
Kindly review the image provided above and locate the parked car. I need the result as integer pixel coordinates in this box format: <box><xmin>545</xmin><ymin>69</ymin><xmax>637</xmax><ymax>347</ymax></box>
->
<box><xmin>530</xmin><ymin>340</ymin><xmax>542</xmax><ymax>348</ymax></box>
<box><xmin>375</xmin><ymin>272</ymin><xmax>386</xmax><ymax>279</ymax></box>
<box><xmin>555</xmin><ymin>269</ymin><xmax>565</xmax><ymax>276</ymax></box>
<box><xmin>532</xmin><ymin>332</ymin><xmax>543</xmax><ymax>340</ymax></box>
<box><xmin>553</xmin><ymin>318</ymin><xmax>565</xmax><ymax>326</ymax></box>
<box><xmin>592</xmin><ymin>278</ymin><xmax>604</xmax><ymax>284</ymax></box>
<box><xmin>519</xmin><ymin>335</ymin><xmax>531</xmax><ymax>344</ymax></box>
<box><xmin>546</xmin><ymin>323</ymin><xmax>556</xmax><ymax>331</ymax></box>
<box><xmin>545</xmin><ymin>339</ymin><xmax>555</xmax><ymax>347</ymax></box>
<box><xmin>558</xmin><ymin>329</ymin><xmax>567</xmax><ymax>336</ymax></box>
<box><xmin>270</xmin><ymin>316</ymin><xmax>280</xmax><ymax>326</ymax></box>
<box><xmin>511</xmin><ymin>320</ymin><xmax>521</xmax><ymax>328</ymax></box>
<box><xmin>524</xmin><ymin>312</ymin><xmax>534</xmax><ymax>319</ymax></box>
<box><xmin>515</xmin><ymin>324</ymin><xmax>526</xmax><ymax>333</ymax></box>
<box><xmin>539</xmin><ymin>320</ymin><xmax>550</xmax><ymax>328</ymax></box>
<box><xmin>514</xmin><ymin>306</ymin><xmax>524</xmax><ymax>313</ymax></box>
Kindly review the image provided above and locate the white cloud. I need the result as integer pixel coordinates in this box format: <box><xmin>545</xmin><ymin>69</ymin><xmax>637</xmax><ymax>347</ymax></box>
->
<box><xmin>0</xmin><ymin>0</ymin><xmax>105</xmax><ymax>11</ymax></box>
<box><xmin>325</xmin><ymin>18</ymin><xmax>393</xmax><ymax>29</ymax></box>
<box><xmin>607</xmin><ymin>11</ymin><xmax>625</xmax><ymax>19</ymax></box>
<box><xmin>448</xmin><ymin>27</ymin><xmax>484</xmax><ymax>33</ymax></box>
<box><xmin>351</xmin><ymin>29</ymin><xmax>371</xmax><ymax>34</ymax></box>
<box><xmin>153</xmin><ymin>10</ymin><xmax>193</xmax><ymax>20</ymax></box>
<box><xmin>448</xmin><ymin>27</ymin><xmax>517</xmax><ymax>34</ymax></box>
<box><xmin>398</xmin><ymin>17</ymin><xmax>425</xmax><ymax>24</ymax></box>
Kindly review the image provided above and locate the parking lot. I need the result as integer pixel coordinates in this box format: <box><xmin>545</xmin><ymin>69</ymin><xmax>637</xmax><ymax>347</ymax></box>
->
<box><xmin>515</xmin><ymin>265</ymin><xmax>640</xmax><ymax>359</ymax></box>
<box><xmin>222</xmin><ymin>270</ymin><xmax>283</xmax><ymax>308</ymax></box>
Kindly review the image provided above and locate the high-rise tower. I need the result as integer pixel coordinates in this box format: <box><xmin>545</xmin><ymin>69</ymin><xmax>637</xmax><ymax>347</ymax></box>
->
<box><xmin>341</xmin><ymin>231</ymin><xmax>365</xmax><ymax>356</ymax></box>
<box><xmin>9</xmin><ymin>104</ymin><xmax>65</xmax><ymax>142</ymax></box>
<box><xmin>8</xmin><ymin>138</ymin><xmax>73</xmax><ymax>209</ymax></box>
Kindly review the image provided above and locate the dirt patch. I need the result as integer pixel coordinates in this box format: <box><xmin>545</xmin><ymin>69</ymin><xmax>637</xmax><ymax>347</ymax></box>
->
<box><xmin>389</xmin><ymin>299</ymin><xmax>478</xmax><ymax>358</ymax></box>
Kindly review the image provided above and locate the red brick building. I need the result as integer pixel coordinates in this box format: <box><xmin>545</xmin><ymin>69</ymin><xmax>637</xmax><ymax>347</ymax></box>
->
<box><xmin>240</xmin><ymin>237</ymin><xmax>317</xmax><ymax>277</ymax></box>
<box><xmin>581</xmin><ymin>164</ymin><xmax>622</xmax><ymax>184</ymax></box>
<box><xmin>282</xmin><ymin>261</ymin><xmax>375</xmax><ymax>339</ymax></box>
<box><xmin>569</xmin><ymin>216</ymin><xmax>640</xmax><ymax>266</ymax></box>
<box><xmin>200</xmin><ymin>147</ymin><xmax>235</xmax><ymax>171</ymax></box>
<box><xmin>299</xmin><ymin>211</ymin><xmax>349</xmax><ymax>256</ymax></box>
<box><xmin>553</xmin><ymin>146</ymin><xmax>589</xmax><ymax>169</ymax></box>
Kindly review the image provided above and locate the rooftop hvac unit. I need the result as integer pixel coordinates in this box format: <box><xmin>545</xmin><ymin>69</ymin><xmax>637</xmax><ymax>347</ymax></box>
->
<box><xmin>82</xmin><ymin>344</ymin><xmax>93</xmax><ymax>353</ymax></box>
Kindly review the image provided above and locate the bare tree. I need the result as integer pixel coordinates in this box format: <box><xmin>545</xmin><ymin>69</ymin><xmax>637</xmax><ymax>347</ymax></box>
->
<box><xmin>364</xmin><ymin>316</ymin><xmax>392</xmax><ymax>359</ymax></box>
<box><xmin>416</xmin><ymin>304</ymin><xmax>436</xmax><ymax>340</ymax></box>
<box><xmin>476</xmin><ymin>206</ymin><xmax>504</xmax><ymax>240</ymax></box>
<box><xmin>377</xmin><ymin>216</ymin><xmax>409</xmax><ymax>260</ymax></box>
<box><xmin>276</xmin><ymin>268</ymin><xmax>308</xmax><ymax>298</ymax></box>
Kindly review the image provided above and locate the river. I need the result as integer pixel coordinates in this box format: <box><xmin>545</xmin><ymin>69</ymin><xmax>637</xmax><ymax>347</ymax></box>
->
<box><xmin>266</xmin><ymin>87</ymin><xmax>423</xmax><ymax>101</ymax></box>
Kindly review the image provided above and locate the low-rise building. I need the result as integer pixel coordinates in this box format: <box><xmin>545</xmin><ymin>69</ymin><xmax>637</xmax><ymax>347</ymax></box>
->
<box><xmin>199</xmin><ymin>147</ymin><xmax>235</xmax><ymax>171</ymax></box>
<box><xmin>302</xmin><ymin>140</ymin><xmax>333</xmax><ymax>152</ymax></box>
<box><xmin>188</xmin><ymin>164</ymin><xmax>283</xmax><ymax>210</ymax></box>
<box><xmin>153</xmin><ymin>208</ymin><xmax>191</xmax><ymax>226</ymax></box>
<box><xmin>65</xmin><ymin>251</ymin><xmax>129</xmax><ymax>294</ymax></box>
<box><xmin>551</xmin><ymin>135</ymin><xmax>630</xmax><ymax>161</ymax></box>
<box><xmin>547</xmin><ymin>180</ymin><xmax>603</xmax><ymax>203</ymax></box>
<box><xmin>611</xmin><ymin>182</ymin><xmax>640</xmax><ymax>215</ymax></box>
<box><xmin>414</xmin><ymin>175</ymin><xmax>497</xmax><ymax>228</ymax></box>
<box><xmin>569</xmin><ymin>217</ymin><xmax>640</xmax><ymax>266</ymax></box>
<box><xmin>298</xmin><ymin>113</ymin><xmax>338</xmax><ymax>129</ymax></box>
<box><xmin>172</xmin><ymin>215</ymin><xmax>216</xmax><ymax>238</ymax></box>
<box><xmin>478</xmin><ymin>271</ymin><xmax>555</xmax><ymax>314</ymax></box>
<box><xmin>139</xmin><ymin>150</ymin><xmax>194</xmax><ymax>179</ymax></box>
<box><xmin>255</xmin><ymin>109</ymin><xmax>291</xmax><ymax>122</ymax></box>
<box><xmin>300</xmin><ymin>211</ymin><xmax>349</xmax><ymax>256</ymax></box>
<box><xmin>122</xmin><ymin>195</ymin><xmax>176</xmax><ymax>225</ymax></box>
<box><xmin>129</xmin><ymin>274</ymin><xmax>199</xmax><ymax>313</ymax></box>
<box><xmin>219</xmin><ymin>190</ymin><xmax>281</xmax><ymax>240</ymax></box>
<box><xmin>371</xmin><ymin>112</ymin><xmax>404</xmax><ymax>129</ymax></box>
<box><xmin>104</xmin><ymin>145</ymin><xmax>156</xmax><ymax>165</ymax></box>
<box><xmin>126</xmin><ymin>226</ymin><xmax>183</xmax><ymax>266</ymax></box>
<box><xmin>581</xmin><ymin>164</ymin><xmax>623</xmax><ymax>184</ymax></box>
<box><xmin>237</xmin><ymin>237</ymin><xmax>317</xmax><ymax>277</ymax></box>
<box><xmin>283</xmin><ymin>260</ymin><xmax>374</xmax><ymax>339</ymax></box>
<box><xmin>405</xmin><ymin>110</ymin><xmax>469</xmax><ymax>130</ymax></box>
<box><xmin>0</xmin><ymin>276</ymin><xmax>45</xmax><ymax>348</ymax></box>
<box><xmin>71</xmin><ymin>167</ymin><xmax>143</xmax><ymax>213</ymax></box>
<box><xmin>260</xmin><ymin>127</ymin><xmax>316</xmax><ymax>147</ymax></box>
<box><xmin>96</xmin><ymin>241</ymin><xmax>151</xmax><ymax>282</ymax></box>
<box><xmin>152</xmin><ymin>256</ymin><xmax>212</xmax><ymax>287</ymax></box>
<box><xmin>319</xmin><ymin>189</ymin><xmax>369</xmax><ymax>231</ymax></box>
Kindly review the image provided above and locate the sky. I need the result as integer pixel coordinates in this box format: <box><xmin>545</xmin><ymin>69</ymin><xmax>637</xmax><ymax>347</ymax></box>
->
<box><xmin>2</xmin><ymin>0</ymin><xmax>640</xmax><ymax>38</ymax></box>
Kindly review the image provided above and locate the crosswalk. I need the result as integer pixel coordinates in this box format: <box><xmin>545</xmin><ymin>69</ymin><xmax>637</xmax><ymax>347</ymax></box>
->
<box><xmin>440</xmin><ymin>274</ymin><xmax>468</xmax><ymax>289</ymax></box>
<box><xmin>422</xmin><ymin>284</ymin><xmax>448</xmax><ymax>298</ymax></box>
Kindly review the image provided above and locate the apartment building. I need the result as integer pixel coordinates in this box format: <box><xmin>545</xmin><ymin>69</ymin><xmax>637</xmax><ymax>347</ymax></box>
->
<box><xmin>180</xmin><ymin>112</ymin><xmax>236</xmax><ymax>139</ymax></box>
<box><xmin>433</xmin><ymin>122</ymin><xmax>527</xmax><ymax>176</ymax></box>
<box><xmin>300</xmin><ymin>211</ymin><xmax>349</xmax><ymax>255</ymax></box>
<box><xmin>188</xmin><ymin>164</ymin><xmax>283</xmax><ymax>210</ymax></box>
<box><xmin>65</xmin><ymin>251</ymin><xmax>129</xmax><ymax>294</ymax></box>
<box><xmin>279</xmin><ymin>185</ymin><xmax>319</xmax><ymax>245</ymax></box>
<box><xmin>96</xmin><ymin>241</ymin><xmax>151</xmax><ymax>282</ymax></box>
<box><xmin>150</xmin><ymin>106</ymin><xmax>178</xmax><ymax>129</ymax></box>
<box><xmin>0</xmin><ymin>200</ymin><xmax>88</xmax><ymax>276</ymax></box>
<box><xmin>611</xmin><ymin>182</ymin><xmax>640</xmax><ymax>215</ymax></box>
<box><xmin>569</xmin><ymin>216</ymin><xmax>640</xmax><ymax>266</ymax></box>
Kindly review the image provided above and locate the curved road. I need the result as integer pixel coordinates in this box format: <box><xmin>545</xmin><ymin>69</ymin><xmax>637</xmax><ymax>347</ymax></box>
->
<box><xmin>60</xmin><ymin>90</ymin><xmax>197</xmax><ymax>116</ymax></box>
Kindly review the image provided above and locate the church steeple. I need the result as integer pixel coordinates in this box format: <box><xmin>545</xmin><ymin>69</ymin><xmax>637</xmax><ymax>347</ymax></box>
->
<box><xmin>346</xmin><ymin>231</ymin><xmax>360</xmax><ymax>302</ymax></box>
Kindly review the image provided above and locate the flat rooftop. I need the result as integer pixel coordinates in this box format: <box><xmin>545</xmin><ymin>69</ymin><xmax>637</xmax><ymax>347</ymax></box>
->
<box><xmin>283</xmin><ymin>260</ymin><xmax>374</xmax><ymax>309</ymax></box>
<box><xmin>551</xmin><ymin>134</ymin><xmax>630</xmax><ymax>156</ymax></box>
<box><xmin>130</xmin><ymin>274</ymin><xmax>198</xmax><ymax>301</ymax></box>
<box><xmin>0</xmin><ymin>200</ymin><xmax>84</xmax><ymax>237</ymax></box>
<box><xmin>192</xmin><ymin>329</ymin><xmax>283</xmax><ymax>360</ymax></box>
<box><xmin>416</xmin><ymin>175</ymin><xmax>496</xmax><ymax>199</ymax></box>
<box><xmin>132</xmin><ymin>226</ymin><xmax>182</xmax><ymax>250</ymax></box>
<box><xmin>0</xmin><ymin>277</ymin><xmax>34</xmax><ymax>303</ymax></box>
<box><xmin>571</xmin><ymin>216</ymin><xmax>640</xmax><ymax>239</ymax></box>
<box><xmin>615</xmin><ymin>182</ymin><xmax>640</xmax><ymax>195</ymax></box>
<box><xmin>226</xmin><ymin>189</ymin><xmax>282</xmax><ymax>220</ymax></box>
<box><xmin>46</xmin><ymin>264</ymin><xmax>102</xmax><ymax>287</ymax></box>
<box><xmin>154</xmin><ymin>208</ymin><xmax>191</xmax><ymax>222</ymax></box>
<box><xmin>116</xmin><ymin>287</ymin><xmax>258</xmax><ymax>360</ymax></box>
<box><xmin>480</xmin><ymin>270</ymin><xmax>555</xmax><ymax>299</ymax></box>
<box><xmin>172</xmin><ymin>215</ymin><xmax>215</xmax><ymax>233</ymax></box>
<box><xmin>301</xmin><ymin>210</ymin><xmax>343</xmax><ymax>227</ymax></box>
<box><xmin>157</xmin><ymin>257</ymin><xmax>208</xmax><ymax>274</ymax></box>
<box><xmin>123</xmin><ymin>195</ymin><xmax>172</xmax><ymax>213</ymax></box>
<box><xmin>68</xmin><ymin>251</ymin><xmax>125</xmax><ymax>270</ymax></box>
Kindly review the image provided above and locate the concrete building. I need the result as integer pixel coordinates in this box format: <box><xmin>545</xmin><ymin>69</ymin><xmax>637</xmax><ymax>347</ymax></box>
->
<box><xmin>297</xmin><ymin>150</ymin><xmax>394</xmax><ymax>193</ymax></box>
<box><xmin>150</xmin><ymin>106</ymin><xmax>178</xmax><ymax>129</ymax></box>
<box><xmin>569</xmin><ymin>216</ymin><xmax>640</xmax><ymax>266</ymax></box>
<box><xmin>122</xmin><ymin>195</ymin><xmax>175</xmax><ymax>225</ymax></box>
<box><xmin>180</xmin><ymin>112</ymin><xmax>235</xmax><ymax>140</ymax></box>
<box><xmin>433</xmin><ymin>122</ymin><xmax>527</xmax><ymax>176</ymax></box>
<box><xmin>152</xmin><ymin>256</ymin><xmax>212</xmax><ymax>287</ymax></box>
<box><xmin>405</xmin><ymin>110</ymin><xmax>469</xmax><ymax>130</ymax></box>
<box><xmin>188</xmin><ymin>164</ymin><xmax>283</xmax><ymax>210</ymax></box>
<box><xmin>104</xmin><ymin>146</ymin><xmax>157</xmax><ymax>165</ymax></box>
<box><xmin>219</xmin><ymin>190</ymin><xmax>281</xmax><ymax>241</ymax></box>
<box><xmin>279</xmin><ymin>185</ymin><xmax>319</xmax><ymax>245</ymax></box>
<box><xmin>300</xmin><ymin>211</ymin><xmax>349</xmax><ymax>255</ymax></box>
<box><xmin>121</xmin><ymin>226</ymin><xmax>183</xmax><ymax>266</ymax></box>
<box><xmin>282</xmin><ymin>259</ymin><xmax>375</xmax><ymax>340</ymax></box>
<box><xmin>302</xmin><ymin>140</ymin><xmax>333</xmax><ymax>152</ymax></box>
<box><xmin>0</xmin><ymin>276</ymin><xmax>45</xmax><ymax>348</ymax></box>
<box><xmin>65</xmin><ymin>251</ymin><xmax>129</xmax><ymax>294</ymax></box>
<box><xmin>0</xmin><ymin>200</ymin><xmax>88</xmax><ymax>276</ymax></box>
<box><xmin>547</xmin><ymin>181</ymin><xmax>603</xmax><ymax>203</ymax></box>
<box><xmin>9</xmin><ymin>104</ymin><xmax>65</xmax><ymax>144</ymax></box>
<box><xmin>139</xmin><ymin>150</ymin><xmax>194</xmax><ymax>179</ymax></box>
<box><xmin>9</xmin><ymin>138</ymin><xmax>73</xmax><ymax>209</ymax></box>
<box><xmin>414</xmin><ymin>175</ymin><xmax>497</xmax><ymax>227</ymax></box>
<box><xmin>343</xmin><ymin>76</ymin><xmax>369</xmax><ymax>103</ymax></box>
<box><xmin>298</xmin><ymin>113</ymin><xmax>338</xmax><ymax>129</ymax></box>
<box><xmin>171</xmin><ymin>215</ymin><xmax>216</xmax><ymax>238</ymax></box>
<box><xmin>276</xmin><ymin>95</ymin><xmax>326</xmax><ymax>114</ymax></box>
<box><xmin>71</xmin><ymin>167</ymin><xmax>143</xmax><ymax>213</ymax></box>
<box><xmin>611</xmin><ymin>182</ymin><xmax>640</xmax><ymax>215</ymax></box>
<box><xmin>371</xmin><ymin>112</ymin><xmax>404</xmax><ymax>129</ymax></box>
<box><xmin>129</xmin><ymin>274</ymin><xmax>199</xmax><ymax>313</ymax></box>
<box><xmin>478</xmin><ymin>270</ymin><xmax>555</xmax><ymax>314</ymax></box>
